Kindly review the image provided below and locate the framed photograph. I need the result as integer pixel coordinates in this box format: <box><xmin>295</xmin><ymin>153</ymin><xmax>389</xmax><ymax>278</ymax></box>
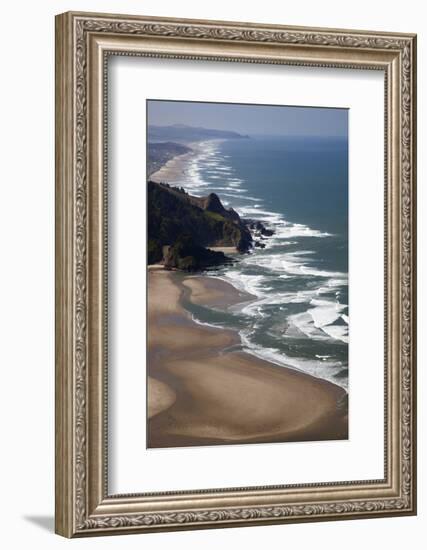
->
<box><xmin>55</xmin><ymin>11</ymin><xmax>417</xmax><ymax>537</ymax></box>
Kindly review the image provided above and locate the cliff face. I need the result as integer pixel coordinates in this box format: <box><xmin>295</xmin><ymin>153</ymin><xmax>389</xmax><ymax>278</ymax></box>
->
<box><xmin>147</xmin><ymin>181</ymin><xmax>252</xmax><ymax>270</ymax></box>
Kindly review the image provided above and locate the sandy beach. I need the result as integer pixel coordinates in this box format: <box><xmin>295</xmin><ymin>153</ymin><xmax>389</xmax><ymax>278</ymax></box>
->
<box><xmin>149</xmin><ymin>141</ymin><xmax>201</xmax><ymax>183</ymax></box>
<box><xmin>147</xmin><ymin>270</ymin><xmax>348</xmax><ymax>448</ymax></box>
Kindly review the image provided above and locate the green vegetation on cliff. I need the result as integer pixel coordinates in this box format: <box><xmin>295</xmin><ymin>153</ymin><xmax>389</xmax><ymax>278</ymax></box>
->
<box><xmin>147</xmin><ymin>180</ymin><xmax>252</xmax><ymax>270</ymax></box>
<box><xmin>163</xmin><ymin>235</ymin><xmax>230</xmax><ymax>271</ymax></box>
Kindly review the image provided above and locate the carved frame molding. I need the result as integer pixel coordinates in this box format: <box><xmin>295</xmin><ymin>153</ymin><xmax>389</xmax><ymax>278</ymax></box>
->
<box><xmin>55</xmin><ymin>11</ymin><xmax>416</xmax><ymax>537</ymax></box>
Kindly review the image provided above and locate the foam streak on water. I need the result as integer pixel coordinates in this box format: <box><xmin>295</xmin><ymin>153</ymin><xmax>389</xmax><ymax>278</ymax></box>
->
<box><xmin>167</xmin><ymin>139</ymin><xmax>349</xmax><ymax>390</ymax></box>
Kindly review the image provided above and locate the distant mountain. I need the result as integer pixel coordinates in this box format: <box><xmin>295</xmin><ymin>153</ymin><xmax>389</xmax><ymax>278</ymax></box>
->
<box><xmin>148</xmin><ymin>124</ymin><xmax>249</xmax><ymax>143</ymax></box>
<box><xmin>147</xmin><ymin>181</ymin><xmax>253</xmax><ymax>270</ymax></box>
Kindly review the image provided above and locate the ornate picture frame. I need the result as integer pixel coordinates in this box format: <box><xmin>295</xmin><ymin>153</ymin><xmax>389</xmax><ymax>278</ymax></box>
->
<box><xmin>55</xmin><ymin>11</ymin><xmax>417</xmax><ymax>537</ymax></box>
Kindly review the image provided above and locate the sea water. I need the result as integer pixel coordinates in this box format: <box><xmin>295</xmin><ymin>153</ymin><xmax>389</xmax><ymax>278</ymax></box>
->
<box><xmin>167</xmin><ymin>136</ymin><xmax>349</xmax><ymax>390</ymax></box>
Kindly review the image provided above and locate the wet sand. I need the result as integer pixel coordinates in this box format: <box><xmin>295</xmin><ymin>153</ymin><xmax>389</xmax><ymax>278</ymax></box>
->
<box><xmin>147</xmin><ymin>270</ymin><xmax>348</xmax><ymax>448</ymax></box>
<box><xmin>182</xmin><ymin>275</ymin><xmax>255</xmax><ymax>309</ymax></box>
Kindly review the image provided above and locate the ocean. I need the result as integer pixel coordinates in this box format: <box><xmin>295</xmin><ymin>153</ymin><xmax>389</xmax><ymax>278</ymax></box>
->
<box><xmin>165</xmin><ymin>135</ymin><xmax>349</xmax><ymax>390</ymax></box>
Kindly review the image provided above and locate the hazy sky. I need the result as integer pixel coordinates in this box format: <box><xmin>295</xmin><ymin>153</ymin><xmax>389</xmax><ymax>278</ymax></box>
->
<box><xmin>147</xmin><ymin>100</ymin><xmax>348</xmax><ymax>138</ymax></box>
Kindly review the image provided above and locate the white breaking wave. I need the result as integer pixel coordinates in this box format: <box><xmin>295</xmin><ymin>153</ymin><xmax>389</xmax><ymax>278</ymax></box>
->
<box><xmin>238</xmin><ymin>208</ymin><xmax>331</xmax><ymax>241</ymax></box>
<box><xmin>288</xmin><ymin>300</ymin><xmax>349</xmax><ymax>345</ymax></box>
<box><xmin>163</xmin><ymin>138</ymin><xmax>348</xmax><ymax>388</ymax></box>
<box><xmin>220</xmin><ymin>193</ymin><xmax>260</xmax><ymax>201</ymax></box>
<box><xmin>239</xmin><ymin>330</ymin><xmax>348</xmax><ymax>390</ymax></box>
<box><xmin>242</xmin><ymin>251</ymin><xmax>347</xmax><ymax>283</ymax></box>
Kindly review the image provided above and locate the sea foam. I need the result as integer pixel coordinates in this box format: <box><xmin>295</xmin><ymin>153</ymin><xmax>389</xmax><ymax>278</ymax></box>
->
<box><xmin>163</xmin><ymin>138</ymin><xmax>349</xmax><ymax>389</ymax></box>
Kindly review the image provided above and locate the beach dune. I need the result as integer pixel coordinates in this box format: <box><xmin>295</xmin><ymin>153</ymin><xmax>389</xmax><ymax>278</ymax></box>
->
<box><xmin>147</xmin><ymin>270</ymin><xmax>348</xmax><ymax>448</ymax></box>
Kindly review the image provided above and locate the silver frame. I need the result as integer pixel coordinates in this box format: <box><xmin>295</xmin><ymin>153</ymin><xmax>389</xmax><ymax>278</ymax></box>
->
<box><xmin>55</xmin><ymin>11</ymin><xmax>417</xmax><ymax>537</ymax></box>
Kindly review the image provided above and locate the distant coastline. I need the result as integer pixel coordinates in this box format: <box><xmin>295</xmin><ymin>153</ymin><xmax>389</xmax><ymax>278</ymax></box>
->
<box><xmin>148</xmin><ymin>141</ymin><xmax>193</xmax><ymax>178</ymax></box>
<box><xmin>148</xmin><ymin>123</ymin><xmax>250</xmax><ymax>143</ymax></box>
<box><xmin>148</xmin><ymin>140</ymin><xmax>198</xmax><ymax>181</ymax></box>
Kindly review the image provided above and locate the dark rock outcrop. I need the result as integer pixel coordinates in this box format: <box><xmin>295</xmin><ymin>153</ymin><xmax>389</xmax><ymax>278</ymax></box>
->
<box><xmin>147</xmin><ymin>181</ymin><xmax>253</xmax><ymax>269</ymax></box>
<box><xmin>163</xmin><ymin>237</ymin><xmax>231</xmax><ymax>271</ymax></box>
<box><xmin>198</xmin><ymin>193</ymin><xmax>241</xmax><ymax>222</ymax></box>
<box><xmin>246</xmin><ymin>219</ymin><xmax>275</xmax><ymax>237</ymax></box>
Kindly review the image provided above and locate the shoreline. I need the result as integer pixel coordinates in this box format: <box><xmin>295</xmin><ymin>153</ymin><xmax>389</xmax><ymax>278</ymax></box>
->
<box><xmin>149</xmin><ymin>140</ymin><xmax>208</xmax><ymax>183</ymax></box>
<box><xmin>149</xmin><ymin>138</ymin><xmax>228</xmax><ymax>185</ymax></box>
<box><xmin>148</xmin><ymin>269</ymin><xmax>348</xmax><ymax>448</ymax></box>
<box><xmin>182</xmin><ymin>275</ymin><xmax>255</xmax><ymax>309</ymax></box>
